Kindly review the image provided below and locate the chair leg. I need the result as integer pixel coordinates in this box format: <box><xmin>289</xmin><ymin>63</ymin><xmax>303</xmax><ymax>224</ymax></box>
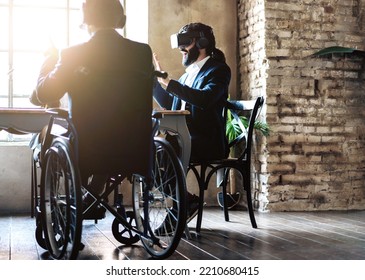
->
<box><xmin>193</xmin><ymin>164</ymin><xmax>208</xmax><ymax>233</ymax></box>
<box><xmin>222</xmin><ymin>182</ymin><xmax>229</xmax><ymax>222</ymax></box>
<box><xmin>195</xmin><ymin>187</ymin><xmax>205</xmax><ymax>233</ymax></box>
<box><xmin>222</xmin><ymin>168</ymin><xmax>230</xmax><ymax>221</ymax></box>
<box><xmin>244</xmin><ymin>177</ymin><xmax>257</xmax><ymax>228</ymax></box>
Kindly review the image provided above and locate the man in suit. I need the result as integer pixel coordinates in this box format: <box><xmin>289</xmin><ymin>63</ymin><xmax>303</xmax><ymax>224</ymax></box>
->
<box><xmin>153</xmin><ymin>23</ymin><xmax>231</xmax><ymax>230</ymax></box>
<box><xmin>31</xmin><ymin>0</ymin><xmax>154</xmax><ymax>219</ymax></box>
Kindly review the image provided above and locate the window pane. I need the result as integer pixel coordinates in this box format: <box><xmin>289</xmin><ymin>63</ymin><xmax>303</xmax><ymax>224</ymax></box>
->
<box><xmin>12</xmin><ymin>52</ymin><xmax>44</xmax><ymax>99</ymax></box>
<box><xmin>13</xmin><ymin>96</ymin><xmax>35</xmax><ymax>107</ymax></box>
<box><xmin>13</xmin><ymin>0</ymin><xmax>83</xmax><ymax>9</ymax></box>
<box><xmin>69</xmin><ymin>9</ymin><xmax>89</xmax><ymax>45</ymax></box>
<box><xmin>0</xmin><ymin>8</ymin><xmax>8</xmax><ymax>49</ymax></box>
<box><xmin>125</xmin><ymin>0</ymin><xmax>148</xmax><ymax>43</ymax></box>
<box><xmin>0</xmin><ymin>97</ymin><xmax>8</xmax><ymax>107</ymax></box>
<box><xmin>13</xmin><ymin>0</ymin><xmax>67</xmax><ymax>7</ymax></box>
<box><xmin>0</xmin><ymin>53</ymin><xmax>8</xmax><ymax>99</ymax></box>
<box><xmin>1</xmin><ymin>0</ymin><xmax>148</xmax><ymax>114</ymax></box>
<box><xmin>69</xmin><ymin>0</ymin><xmax>84</xmax><ymax>9</ymax></box>
<box><xmin>13</xmin><ymin>7</ymin><xmax>67</xmax><ymax>51</ymax></box>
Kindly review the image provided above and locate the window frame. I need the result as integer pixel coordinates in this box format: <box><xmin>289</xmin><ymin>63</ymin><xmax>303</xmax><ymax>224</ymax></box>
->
<box><xmin>0</xmin><ymin>0</ymin><xmax>147</xmax><ymax>142</ymax></box>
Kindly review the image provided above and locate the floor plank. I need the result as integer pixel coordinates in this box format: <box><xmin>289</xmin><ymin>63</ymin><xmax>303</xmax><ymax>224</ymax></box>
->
<box><xmin>0</xmin><ymin>208</ymin><xmax>364</xmax><ymax>260</ymax></box>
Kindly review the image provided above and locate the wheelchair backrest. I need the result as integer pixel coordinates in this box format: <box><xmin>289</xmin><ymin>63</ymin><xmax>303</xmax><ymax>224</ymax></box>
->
<box><xmin>68</xmin><ymin>68</ymin><xmax>153</xmax><ymax>178</ymax></box>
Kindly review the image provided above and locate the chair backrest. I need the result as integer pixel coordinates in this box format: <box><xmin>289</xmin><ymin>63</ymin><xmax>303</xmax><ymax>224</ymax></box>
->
<box><xmin>225</xmin><ymin>96</ymin><xmax>264</xmax><ymax>164</ymax></box>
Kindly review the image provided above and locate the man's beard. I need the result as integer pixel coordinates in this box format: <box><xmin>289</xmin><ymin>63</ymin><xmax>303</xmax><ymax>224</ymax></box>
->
<box><xmin>182</xmin><ymin>45</ymin><xmax>200</xmax><ymax>67</ymax></box>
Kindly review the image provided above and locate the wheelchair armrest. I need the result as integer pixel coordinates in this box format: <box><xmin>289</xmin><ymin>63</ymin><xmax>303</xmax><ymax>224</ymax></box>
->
<box><xmin>45</xmin><ymin>108</ymin><xmax>69</xmax><ymax>119</ymax></box>
<box><xmin>152</xmin><ymin>109</ymin><xmax>190</xmax><ymax>119</ymax></box>
<box><xmin>44</xmin><ymin>108</ymin><xmax>73</xmax><ymax>139</ymax></box>
<box><xmin>152</xmin><ymin>110</ymin><xmax>163</xmax><ymax>119</ymax></box>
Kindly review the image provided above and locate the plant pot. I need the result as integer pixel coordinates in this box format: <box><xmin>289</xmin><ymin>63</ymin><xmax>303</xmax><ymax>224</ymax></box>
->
<box><xmin>217</xmin><ymin>191</ymin><xmax>241</xmax><ymax>210</ymax></box>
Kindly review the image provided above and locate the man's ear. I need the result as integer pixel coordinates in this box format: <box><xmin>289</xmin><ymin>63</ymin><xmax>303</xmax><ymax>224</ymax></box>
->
<box><xmin>82</xmin><ymin>2</ymin><xmax>94</xmax><ymax>26</ymax></box>
<box><xmin>117</xmin><ymin>14</ymin><xmax>126</xmax><ymax>29</ymax></box>
<box><xmin>195</xmin><ymin>32</ymin><xmax>209</xmax><ymax>49</ymax></box>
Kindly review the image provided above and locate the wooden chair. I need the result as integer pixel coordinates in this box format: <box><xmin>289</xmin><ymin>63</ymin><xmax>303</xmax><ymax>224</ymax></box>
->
<box><xmin>188</xmin><ymin>96</ymin><xmax>265</xmax><ymax>233</ymax></box>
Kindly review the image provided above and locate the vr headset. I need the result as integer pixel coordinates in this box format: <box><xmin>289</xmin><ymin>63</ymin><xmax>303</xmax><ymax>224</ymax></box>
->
<box><xmin>170</xmin><ymin>31</ymin><xmax>209</xmax><ymax>49</ymax></box>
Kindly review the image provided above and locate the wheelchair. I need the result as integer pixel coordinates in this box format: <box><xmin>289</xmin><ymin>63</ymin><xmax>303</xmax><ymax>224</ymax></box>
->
<box><xmin>32</xmin><ymin>86</ymin><xmax>187</xmax><ymax>259</ymax></box>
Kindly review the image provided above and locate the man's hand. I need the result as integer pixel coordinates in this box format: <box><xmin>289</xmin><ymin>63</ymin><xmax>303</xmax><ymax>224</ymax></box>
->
<box><xmin>153</xmin><ymin>53</ymin><xmax>170</xmax><ymax>87</ymax></box>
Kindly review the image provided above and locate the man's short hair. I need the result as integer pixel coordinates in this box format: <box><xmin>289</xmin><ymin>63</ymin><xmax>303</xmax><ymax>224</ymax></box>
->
<box><xmin>82</xmin><ymin>0</ymin><xmax>126</xmax><ymax>29</ymax></box>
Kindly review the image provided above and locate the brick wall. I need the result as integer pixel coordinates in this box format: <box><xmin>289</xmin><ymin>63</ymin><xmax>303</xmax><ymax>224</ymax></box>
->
<box><xmin>238</xmin><ymin>0</ymin><xmax>365</xmax><ymax>211</ymax></box>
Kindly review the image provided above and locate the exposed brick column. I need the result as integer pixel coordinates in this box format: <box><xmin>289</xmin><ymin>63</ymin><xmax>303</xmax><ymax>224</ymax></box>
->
<box><xmin>238</xmin><ymin>0</ymin><xmax>365</xmax><ymax>211</ymax></box>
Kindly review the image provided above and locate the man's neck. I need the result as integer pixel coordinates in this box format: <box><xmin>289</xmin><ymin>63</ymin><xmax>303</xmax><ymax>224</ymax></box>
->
<box><xmin>196</xmin><ymin>50</ymin><xmax>208</xmax><ymax>63</ymax></box>
<box><xmin>88</xmin><ymin>26</ymin><xmax>115</xmax><ymax>35</ymax></box>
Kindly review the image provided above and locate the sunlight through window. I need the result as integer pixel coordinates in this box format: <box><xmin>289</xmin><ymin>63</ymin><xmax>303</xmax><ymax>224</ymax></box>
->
<box><xmin>124</xmin><ymin>0</ymin><xmax>148</xmax><ymax>43</ymax></box>
<box><xmin>0</xmin><ymin>0</ymin><xmax>148</xmax><ymax>141</ymax></box>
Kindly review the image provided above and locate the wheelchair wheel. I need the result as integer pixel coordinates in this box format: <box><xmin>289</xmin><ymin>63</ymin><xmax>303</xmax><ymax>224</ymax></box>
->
<box><xmin>132</xmin><ymin>137</ymin><xmax>187</xmax><ymax>259</ymax></box>
<box><xmin>40</xmin><ymin>138</ymin><xmax>83</xmax><ymax>260</ymax></box>
<box><xmin>112</xmin><ymin>210</ymin><xmax>140</xmax><ymax>245</ymax></box>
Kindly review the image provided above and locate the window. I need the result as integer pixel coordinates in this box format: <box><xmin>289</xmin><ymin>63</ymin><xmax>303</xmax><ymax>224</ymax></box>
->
<box><xmin>0</xmin><ymin>0</ymin><xmax>148</xmax><ymax>141</ymax></box>
<box><xmin>124</xmin><ymin>0</ymin><xmax>148</xmax><ymax>44</ymax></box>
<box><xmin>0</xmin><ymin>0</ymin><xmax>86</xmax><ymax>109</ymax></box>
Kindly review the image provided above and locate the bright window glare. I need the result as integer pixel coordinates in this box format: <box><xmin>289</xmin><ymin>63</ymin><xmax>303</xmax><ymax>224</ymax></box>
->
<box><xmin>13</xmin><ymin>8</ymin><xmax>67</xmax><ymax>51</ymax></box>
<box><xmin>0</xmin><ymin>53</ymin><xmax>7</xmax><ymax>103</ymax></box>
<box><xmin>0</xmin><ymin>0</ymin><xmax>148</xmax><ymax>142</ymax></box>
<box><xmin>0</xmin><ymin>8</ymin><xmax>8</xmax><ymax>49</ymax></box>
<box><xmin>125</xmin><ymin>0</ymin><xmax>148</xmax><ymax>43</ymax></box>
<box><xmin>13</xmin><ymin>0</ymin><xmax>69</xmax><ymax>7</ymax></box>
<box><xmin>13</xmin><ymin>52</ymin><xmax>44</xmax><ymax>95</ymax></box>
<box><xmin>11</xmin><ymin>3</ymin><xmax>86</xmax><ymax>51</ymax></box>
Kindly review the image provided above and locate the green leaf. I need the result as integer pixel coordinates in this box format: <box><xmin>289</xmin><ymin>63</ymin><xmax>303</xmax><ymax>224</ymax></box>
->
<box><xmin>226</xmin><ymin>115</ymin><xmax>270</xmax><ymax>143</ymax></box>
<box><xmin>310</xmin><ymin>46</ymin><xmax>365</xmax><ymax>57</ymax></box>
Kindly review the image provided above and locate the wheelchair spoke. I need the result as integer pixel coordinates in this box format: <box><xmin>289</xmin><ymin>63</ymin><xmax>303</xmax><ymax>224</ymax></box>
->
<box><xmin>40</xmin><ymin>138</ymin><xmax>82</xmax><ymax>260</ymax></box>
<box><xmin>132</xmin><ymin>137</ymin><xmax>187</xmax><ymax>259</ymax></box>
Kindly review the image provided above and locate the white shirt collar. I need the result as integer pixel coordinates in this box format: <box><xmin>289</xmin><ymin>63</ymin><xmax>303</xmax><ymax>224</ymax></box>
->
<box><xmin>185</xmin><ymin>56</ymin><xmax>210</xmax><ymax>74</ymax></box>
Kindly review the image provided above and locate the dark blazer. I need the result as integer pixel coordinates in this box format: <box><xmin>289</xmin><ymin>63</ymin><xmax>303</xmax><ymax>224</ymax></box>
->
<box><xmin>34</xmin><ymin>30</ymin><xmax>154</xmax><ymax>177</ymax></box>
<box><xmin>153</xmin><ymin>57</ymin><xmax>231</xmax><ymax>161</ymax></box>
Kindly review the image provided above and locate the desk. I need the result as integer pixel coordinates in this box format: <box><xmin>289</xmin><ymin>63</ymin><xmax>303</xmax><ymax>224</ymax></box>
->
<box><xmin>0</xmin><ymin>108</ymin><xmax>49</xmax><ymax>134</ymax></box>
<box><xmin>1</xmin><ymin>108</ymin><xmax>191</xmax><ymax>217</ymax></box>
<box><xmin>153</xmin><ymin>109</ymin><xmax>191</xmax><ymax>174</ymax></box>
<box><xmin>1</xmin><ymin>108</ymin><xmax>191</xmax><ymax>173</ymax></box>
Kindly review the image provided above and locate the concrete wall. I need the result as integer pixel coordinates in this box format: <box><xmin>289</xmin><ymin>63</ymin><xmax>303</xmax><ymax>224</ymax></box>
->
<box><xmin>0</xmin><ymin>145</ymin><xmax>32</xmax><ymax>214</ymax></box>
<box><xmin>148</xmin><ymin>0</ymin><xmax>238</xmax><ymax>205</ymax></box>
<box><xmin>148</xmin><ymin>0</ymin><xmax>238</xmax><ymax>98</ymax></box>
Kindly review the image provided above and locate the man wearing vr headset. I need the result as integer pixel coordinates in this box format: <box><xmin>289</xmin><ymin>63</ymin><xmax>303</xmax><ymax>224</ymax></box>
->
<box><xmin>153</xmin><ymin>23</ymin><xmax>231</xmax><ymax>231</ymax></box>
<box><xmin>31</xmin><ymin>0</ymin><xmax>154</xmax><ymax>219</ymax></box>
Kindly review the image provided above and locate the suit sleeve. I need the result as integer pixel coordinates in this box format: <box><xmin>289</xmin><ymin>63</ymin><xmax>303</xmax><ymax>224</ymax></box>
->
<box><xmin>35</xmin><ymin>49</ymin><xmax>72</xmax><ymax>105</ymax></box>
<box><xmin>165</xmin><ymin>62</ymin><xmax>231</xmax><ymax>110</ymax></box>
<box><xmin>153</xmin><ymin>80</ymin><xmax>174</xmax><ymax>109</ymax></box>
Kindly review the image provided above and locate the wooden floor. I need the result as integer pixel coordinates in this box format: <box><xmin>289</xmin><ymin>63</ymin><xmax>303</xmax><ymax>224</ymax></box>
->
<box><xmin>1</xmin><ymin>208</ymin><xmax>364</xmax><ymax>260</ymax></box>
